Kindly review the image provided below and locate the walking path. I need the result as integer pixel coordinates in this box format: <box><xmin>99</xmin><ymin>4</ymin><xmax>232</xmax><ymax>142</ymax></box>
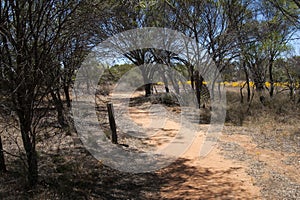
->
<box><xmin>117</xmin><ymin>92</ymin><xmax>262</xmax><ymax>199</ymax></box>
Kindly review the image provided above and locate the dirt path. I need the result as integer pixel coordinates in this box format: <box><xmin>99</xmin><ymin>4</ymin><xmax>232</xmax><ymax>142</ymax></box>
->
<box><xmin>103</xmin><ymin>91</ymin><xmax>299</xmax><ymax>199</ymax></box>
<box><xmin>126</xmin><ymin>100</ymin><xmax>262</xmax><ymax>199</ymax></box>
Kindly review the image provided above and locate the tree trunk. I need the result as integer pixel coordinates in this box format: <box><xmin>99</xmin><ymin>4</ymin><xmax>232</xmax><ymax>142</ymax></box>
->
<box><xmin>194</xmin><ymin>70</ymin><xmax>201</xmax><ymax>108</ymax></box>
<box><xmin>253</xmin><ymin>74</ymin><xmax>267</xmax><ymax>105</ymax></box>
<box><xmin>63</xmin><ymin>84</ymin><xmax>71</xmax><ymax>108</ymax></box>
<box><xmin>0</xmin><ymin>135</ymin><xmax>7</xmax><ymax>172</ymax></box>
<box><xmin>269</xmin><ymin>59</ymin><xmax>274</xmax><ymax>97</ymax></box>
<box><xmin>50</xmin><ymin>89</ymin><xmax>67</xmax><ymax>127</ymax></box>
<box><xmin>170</xmin><ymin>75</ymin><xmax>180</xmax><ymax>94</ymax></box>
<box><xmin>165</xmin><ymin>86</ymin><xmax>170</xmax><ymax>93</ymax></box>
<box><xmin>162</xmin><ymin>73</ymin><xmax>169</xmax><ymax>93</ymax></box>
<box><xmin>27</xmin><ymin>146</ymin><xmax>38</xmax><ymax>187</ymax></box>
<box><xmin>199</xmin><ymin>76</ymin><xmax>204</xmax><ymax>108</ymax></box>
<box><xmin>243</xmin><ymin>62</ymin><xmax>251</xmax><ymax>102</ymax></box>
<box><xmin>284</xmin><ymin>65</ymin><xmax>296</xmax><ymax>101</ymax></box>
<box><xmin>18</xmin><ymin>111</ymin><xmax>38</xmax><ymax>188</ymax></box>
<box><xmin>254</xmin><ymin>78</ymin><xmax>265</xmax><ymax>92</ymax></box>
<box><xmin>190</xmin><ymin>65</ymin><xmax>194</xmax><ymax>90</ymax></box>
<box><xmin>289</xmin><ymin>85</ymin><xmax>295</xmax><ymax>101</ymax></box>
<box><xmin>240</xmin><ymin>83</ymin><xmax>245</xmax><ymax>104</ymax></box>
<box><xmin>144</xmin><ymin>83</ymin><xmax>152</xmax><ymax>97</ymax></box>
<box><xmin>211</xmin><ymin>79</ymin><xmax>216</xmax><ymax>101</ymax></box>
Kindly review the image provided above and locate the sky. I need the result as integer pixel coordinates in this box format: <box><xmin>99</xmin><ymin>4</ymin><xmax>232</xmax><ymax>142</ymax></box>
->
<box><xmin>288</xmin><ymin>31</ymin><xmax>300</xmax><ymax>56</ymax></box>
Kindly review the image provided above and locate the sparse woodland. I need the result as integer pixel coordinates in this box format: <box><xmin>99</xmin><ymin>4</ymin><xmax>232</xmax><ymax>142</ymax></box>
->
<box><xmin>0</xmin><ymin>0</ymin><xmax>299</xmax><ymax>199</ymax></box>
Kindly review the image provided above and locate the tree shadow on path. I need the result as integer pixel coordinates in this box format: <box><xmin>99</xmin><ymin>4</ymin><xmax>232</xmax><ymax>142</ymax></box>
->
<box><xmin>0</xmin><ymin>147</ymin><xmax>258</xmax><ymax>199</ymax></box>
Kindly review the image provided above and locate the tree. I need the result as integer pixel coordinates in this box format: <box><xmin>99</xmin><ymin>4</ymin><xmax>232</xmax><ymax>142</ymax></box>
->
<box><xmin>259</xmin><ymin>0</ymin><xmax>295</xmax><ymax>97</ymax></box>
<box><xmin>283</xmin><ymin>56</ymin><xmax>300</xmax><ymax>101</ymax></box>
<box><xmin>98</xmin><ymin>0</ymin><xmax>171</xmax><ymax>97</ymax></box>
<box><xmin>166</xmin><ymin>0</ymin><xmax>241</xmax><ymax>102</ymax></box>
<box><xmin>223</xmin><ymin>0</ymin><xmax>296</xmax><ymax>104</ymax></box>
<box><xmin>57</xmin><ymin>0</ymin><xmax>112</xmax><ymax>107</ymax></box>
<box><xmin>165</xmin><ymin>0</ymin><xmax>205</xmax><ymax>90</ymax></box>
<box><xmin>222</xmin><ymin>0</ymin><xmax>253</xmax><ymax>102</ymax></box>
<box><xmin>0</xmin><ymin>0</ymin><xmax>80</xmax><ymax>187</ymax></box>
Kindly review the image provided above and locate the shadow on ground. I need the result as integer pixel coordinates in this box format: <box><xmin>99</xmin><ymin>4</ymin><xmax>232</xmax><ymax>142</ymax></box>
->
<box><xmin>0</xmin><ymin>144</ymin><xmax>255</xmax><ymax>199</ymax></box>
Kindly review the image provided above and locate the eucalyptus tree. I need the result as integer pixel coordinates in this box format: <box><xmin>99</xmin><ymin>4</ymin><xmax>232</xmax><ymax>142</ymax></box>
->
<box><xmin>258</xmin><ymin>0</ymin><xmax>296</xmax><ymax>97</ymax></box>
<box><xmin>98</xmin><ymin>0</ymin><xmax>176</xmax><ymax>97</ymax></box>
<box><xmin>284</xmin><ymin>56</ymin><xmax>300</xmax><ymax>101</ymax></box>
<box><xmin>223</xmin><ymin>0</ymin><xmax>254</xmax><ymax>102</ymax></box>
<box><xmin>224</xmin><ymin>0</ymin><xmax>296</xmax><ymax>102</ymax></box>
<box><xmin>167</xmin><ymin>0</ymin><xmax>245</xmax><ymax>98</ymax></box>
<box><xmin>164</xmin><ymin>0</ymin><xmax>205</xmax><ymax>90</ymax></box>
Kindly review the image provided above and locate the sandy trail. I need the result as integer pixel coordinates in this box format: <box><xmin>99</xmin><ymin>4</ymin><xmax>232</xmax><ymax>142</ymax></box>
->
<box><xmin>125</xmin><ymin>98</ymin><xmax>262</xmax><ymax>199</ymax></box>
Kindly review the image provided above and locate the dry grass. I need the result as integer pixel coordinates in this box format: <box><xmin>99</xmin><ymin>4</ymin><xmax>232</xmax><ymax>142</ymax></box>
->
<box><xmin>225</xmin><ymin>87</ymin><xmax>300</xmax><ymax>154</ymax></box>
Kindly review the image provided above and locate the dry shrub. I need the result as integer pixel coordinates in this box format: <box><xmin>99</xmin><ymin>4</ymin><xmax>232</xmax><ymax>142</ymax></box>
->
<box><xmin>96</xmin><ymin>83</ymin><xmax>113</xmax><ymax>96</ymax></box>
<box><xmin>225</xmin><ymin>90</ymin><xmax>247</xmax><ymax>126</ymax></box>
<box><xmin>225</xmin><ymin>87</ymin><xmax>300</xmax><ymax>143</ymax></box>
<box><xmin>225</xmin><ymin>88</ymin><xmax>300</xmax><ymax>127</ymax></box>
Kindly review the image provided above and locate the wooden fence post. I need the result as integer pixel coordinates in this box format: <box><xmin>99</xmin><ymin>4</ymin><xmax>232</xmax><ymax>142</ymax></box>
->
<box><xmin>107</xmin><ymin>102</ymin><xmax>118</xmax><ymax>144</ymax></box>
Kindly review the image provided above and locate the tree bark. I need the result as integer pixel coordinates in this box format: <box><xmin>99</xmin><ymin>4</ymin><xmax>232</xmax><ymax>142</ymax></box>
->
<box><xmin>170</xmin><ymin>75</ymin><xmax>180</xmax><ymax>94</ymax></box>
<box><xmin>63</xmin><ymin>84</ymin><xmax>71</xmax><ymax>108</ymax></box>
<box><xmin>27</xmin><ymin>146</ymin><xmax>38</xmax><ymax>187</ymax></box>
<box><xmin>194</xmin><ymin>70</ymin><xmax>201</xmax><ymax>108</ymax></box>
<box><xmin>284</xmin><ymin>65</ymin><xmax>296</xmax><ymax>101</ymax></box>
<box><xmin>162</xmin><ymin>72</ymin><xmax>169</xmax><ymax>93</ymax></box>
<box><xmin>199</xmin><ymin>76</ymin><xmax>204</xmax><ymax>108</ymax></box>
<box><xmin>240</xmin><ymin>83</ymin><xmax>245</xmax><ymax>104</ymax></box>
<box><xmin>18</xmin><ymin>110</ymin><xmax>38</xmax><ymax>187</ymax></box>
<box><xmin>190</xmin><ymin>65</ymin><xmax>194</xmax><ymax>90</ymax></box>
<box><xmin>254</xmin><ymin>79</ymin><xmax>265</xmax><ymax>91</ymax></box>
<box><xmin>242</xmin><ymin>62</ymin><xmax>251</xmax><ymax>102</ymax></box>
<box><xmin>50</xmin><ymin>89</ymin><xmax>67</xmax><ymax>127</ymax></box>
<box><xmin>0</xmin><ymin>135</ymin><xmax>7</xmax><ymax>172</ymax></box>
<box><xmin>246</xmin><ymin>72</ymin><xmax>251</xmax><ymax>103</ymax></box>
<box><xmin>144</xmin><ymin>83</ymin><xmax>152</xmax><ymax>97</ymax></box>
<box><xmin>269</xmin><ymin>59</ymin><xmax>274</xmax><ymax>97</ymax></box>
